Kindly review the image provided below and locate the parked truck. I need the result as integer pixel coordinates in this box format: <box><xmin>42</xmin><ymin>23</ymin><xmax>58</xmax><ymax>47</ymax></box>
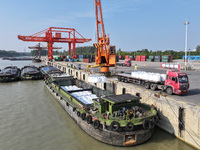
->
<box><xmin>117</xmin><ymin>70</ymin><xmax>189</xmax><ymax>95</ymax></box>
<box><xmin>116</xmin><ymin>59</ymin><xmax>131</xmax><ymax>67</ymax></box>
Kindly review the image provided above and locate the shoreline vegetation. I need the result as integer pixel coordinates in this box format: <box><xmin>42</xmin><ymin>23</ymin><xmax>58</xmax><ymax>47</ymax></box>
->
<box><xmin>1</xmin><ymin>45</ymin><xmax>200</xmax><ymax>59</ymax></box>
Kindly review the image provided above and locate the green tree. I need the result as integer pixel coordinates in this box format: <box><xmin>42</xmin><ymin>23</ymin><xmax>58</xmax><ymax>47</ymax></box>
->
<box><xmin>196</xmin><ymin>45</ymin><xmax>200</xmax><ymax>52</ymax></box>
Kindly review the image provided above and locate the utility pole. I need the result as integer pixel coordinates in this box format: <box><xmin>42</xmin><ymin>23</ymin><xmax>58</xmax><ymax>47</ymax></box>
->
<box><xmin>184</xmin><ymin>21</ymin><xmax>189</xmax><ymax>67</ymax></box>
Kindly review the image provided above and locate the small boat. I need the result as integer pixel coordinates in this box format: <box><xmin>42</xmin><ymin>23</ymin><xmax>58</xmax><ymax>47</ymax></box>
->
<box><xmin>0</xmin><ymin>66</ymin><xmax>21</xmax><ymax>82</ymax></box>
<box><xmin>21</xmin><ymin>66</ymin><xmax>43</xmax><ymax>80</ymax></box>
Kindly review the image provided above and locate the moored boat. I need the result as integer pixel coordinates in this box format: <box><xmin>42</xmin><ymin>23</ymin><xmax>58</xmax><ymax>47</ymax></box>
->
<box><xmin>45</xmin><ymin>71</ymin><xmax>158</xmax><ymax>146</ymax></box>
<box><xmin>21</xmin><ymin>66</ymin><xmax>43</xmax><ymax>80</ymax></box>
<box><xmin>41</xmin><ymin>66</ymin><xmax>61</xmax><ymax>76</ymax></box>
<box><xmin>32</xmin><ymin>58</ymin><xmax>42</xmax><ymax>63</ymax></box>
<box><xmin>0</xmin><ymin>66</ymin><xmax>21</xmax><ymax>82</ymax></box>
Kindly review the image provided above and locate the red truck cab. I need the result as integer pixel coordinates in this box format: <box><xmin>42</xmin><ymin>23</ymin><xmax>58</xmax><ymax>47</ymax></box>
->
<box><xmin>165</xmin><ymin>70</ymin><xmax>189</xmax><ymax>95</ymax></box>
<box><xmin>125</xmin><ymin>59</ymin><xmax>131</xmax><ymax>67</ymax></box>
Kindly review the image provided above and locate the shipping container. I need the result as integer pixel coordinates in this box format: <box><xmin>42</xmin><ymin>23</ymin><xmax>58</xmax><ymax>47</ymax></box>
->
<box><xmin>146</xmin><ymin>58</ymin><xmax>154</xmax><ymax>62</ymax></box>
<box><xmin>79</xmin><ymin>55</ymin><xmax>84</xmax><ymax>59</ymax></box>
<box><xmin>79</xmin><ymin>58</ymin><xmax>83</xmax><ymax>62</ymax></box>
<box><xmin>119</xmin><ymin>55</ymin><xmax>123</xmax><ymax>59</ymax></box>
<box><xmin>148</xmin><ymin>56</ymin><xmax>154</xmax><ymax>59</ymax></box>
<box><xmin>73</xmin><ymin>59</ymin><xmax>79</xmax><ymax>62</ymax></box>
<box><xmin>83</xmin><ymin>58</ymin><xmax>92</xmax><ymax>63</ymax></box>
<box><xmin>74</xmin><ymin>55</ymin><xmax>79</xmax><ymax>58</ymax></box>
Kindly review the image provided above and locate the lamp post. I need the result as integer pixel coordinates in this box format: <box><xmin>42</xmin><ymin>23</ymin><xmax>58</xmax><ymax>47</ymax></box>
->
<box><xmin>184</xmin><ymin>21</ymin><xmax>189</xmax><ymax>67</ymax></box>
<box><xmin>188</xmin><ymin>49</ymin><xmax>191</xmax><ymax>63</ymax></box>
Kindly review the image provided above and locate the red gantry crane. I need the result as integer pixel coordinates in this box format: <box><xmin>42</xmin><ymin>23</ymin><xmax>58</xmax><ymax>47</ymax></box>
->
<box><xmin>93</xmin><ymin>0</ymin><xmax>116</xmax><ymax>75</ymax></box>
<box><xmin>28</xmin><ymin>43</ymin><xmax>62</xmax><ymax>58</ymax></box>
<box><xmin>18</xmin><ymin>27</ymin><xmax>92</xmax><ymax>60</ymax></box>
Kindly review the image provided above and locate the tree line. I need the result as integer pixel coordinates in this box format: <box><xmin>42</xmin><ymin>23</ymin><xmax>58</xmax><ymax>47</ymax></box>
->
<box><xmin>0</xmin><ymin>50</ymin><xmax>30</xmax><ymax>57</ymax></box>
<box><xmin>1</xmin><ymin>44</ymin><xmax>200</xmax><ymax>60</ymax></box>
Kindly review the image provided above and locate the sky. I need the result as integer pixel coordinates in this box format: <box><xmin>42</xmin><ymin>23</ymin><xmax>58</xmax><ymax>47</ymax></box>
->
<box><xmin>0</xmin><ymin>0</ymin><xmax>200</xmax><ymax>52</ymax></box>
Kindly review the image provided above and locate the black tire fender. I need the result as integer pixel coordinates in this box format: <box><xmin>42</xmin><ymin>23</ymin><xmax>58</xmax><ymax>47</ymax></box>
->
<box><xmin>126</xmin><ymin>122</ymin><xmax>134</xmax><ymax>131</ymax></box>
<box><xmin>86</xmin><ymin>115</ymin><xmax>92</xmax><ymax>124</ymax></box>
<box><xmin>73</xmin><ymin>107</ymin><xmax>76</xmax><ymax>112</ymax></box>
<box><xmin>81</xmin><ymin>113</ymin><xmax>86</xmax><ymax>120</ymax></box>
<box><xmin>152</xmin><ymin>116</ymin><xmax>157</xmax><ymax>123</ymax></box>
<box><xmin>143</xmin><ymin>119</ymin><xmax>151</xmax><ymax>130</ymax></box>
<box><xmin>93</xmin><ymin>120</ymin><xmax>100</xmax><ymax>129</ymax></box>
<box><xmin>77</xmin><ymin>111</ymin><xmax>81</xmax><ymax>117</ymax></box>
<box><xmin>110</xmin><ymin>121</ymin><xmax>120</xmax><ymax>131</ymax></box>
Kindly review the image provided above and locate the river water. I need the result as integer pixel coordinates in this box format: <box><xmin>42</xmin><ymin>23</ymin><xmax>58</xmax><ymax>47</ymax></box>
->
<box><xmin>0</xmin><ymin>59</ymin><xmax>195</xmax><ymax>150</ymax></box>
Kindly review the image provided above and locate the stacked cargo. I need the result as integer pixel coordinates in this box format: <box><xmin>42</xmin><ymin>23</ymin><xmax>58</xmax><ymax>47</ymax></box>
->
<box><xmin>90</xmin><ymin>55</ymin><xmax>95</xmax><ymax>62</ymax></box>
<box><xmin>69</xmin><ymin>59</ymin><xmax>74</xmax><ymax>62</ymax></box>
<box><xmin>60</xmin><ymin>55</ymin><xmax>65</xmax><ymax>61</ymax></box>
<box><xmin>162</xmin><ymin>55</ymin><xmax>173</xmax><ymax>62</ymax></box>
<box><xmin>54</xmin><ymin>56</ymin><xmax>61</xmax><ymax>61</ymax></box>
<box><xmin>79</xmin><ymin>55</ymin><xmax>84</xmax><ymax>62</ymax></box>
<box><xmin>125</xmin><ymin>55</ymin><xmax>129</xmax><ymax>59</ymax></box>
<box><xmin>83</xmin><ymin>58</ymin><xmax>92</xmax><ymax>63</ymax></box>
<box><xmin>73</xmin><ymin>59</ymin><xmax>79</xmax><ymax>62</ymax></box>
<box><xmin>129</xmin><ymin>56</ymin><xmax>135</xmax><ymax>60</ymax></box>
<box><xmin>67</xmin><ymin>55</ymin><xmax>72</xmax><ymax>59</ymax></box>
<box><xmin>135</xmin><ymin>55</ymin><xmax>141</xmax><ymax>61</ymax></box>
<box><xmin>73</xmin><ymin>55</ymin><xmax>79</xmax><ymax>58</ymax></box>
<box><xmin>146</xmin><ymin>56</ymin><xmax>154</xmax><ymax>62</ymax></box>
<box><xmin>116</xmin><ymin>56</ymin><xmax>119</xmax><ymax>62</ymax></box>
<box><xmin>141</xmin><ymin>55</ymin><xmax>147</xmax><ymax>61</ymax></box>
<box><xmin>79</xmin><ymin>55</ymin><xmax>94</xmax><ymax>63</ymax></box>
<box><xmin>154</xmin><ymin>56</ymin><xmax>161</xmax><ymax>62</ymax></box>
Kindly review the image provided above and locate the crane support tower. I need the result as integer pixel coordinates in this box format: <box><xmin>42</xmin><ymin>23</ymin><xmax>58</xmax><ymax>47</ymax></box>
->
<box><xmin>18</xmin><ymin>27</ymin><xmax>92</xmax><ymax>60</ymax></box>
<box><xmin>94</xmin><ymin>0</ymin><xmax>116</xmax><ymax>74</ymax></box>
<box><xmin>28</xmin><ymin>43</ymin><xmax>62</xmax><ymax>58</ymax></box>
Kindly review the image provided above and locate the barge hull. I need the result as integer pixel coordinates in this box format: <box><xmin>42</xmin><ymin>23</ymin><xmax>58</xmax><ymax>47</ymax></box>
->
<box><xmin>45</xmin><ymin>84</ymin><xmax>155</xmax><ymax>146</ymax></box>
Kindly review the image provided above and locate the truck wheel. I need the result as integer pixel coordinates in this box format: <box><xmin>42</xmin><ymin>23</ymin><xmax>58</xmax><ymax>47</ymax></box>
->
<box><xmin>124</xmin><ymin>78</ymin><xmax>128</xmax><ymax>83</ymax></box>
<box><xmin>144</xmin><ymin>83</ymin><xmax>150</xmax><ymax>89</ymax></box>
<box><xmin>118</xmin><ymin>76</ymin><xmax>121</xmax><ymax>81</ymax></box>
<box><xmin>150</xmin><ymin>83</ymin><xmax>157</xmax><ymax>91</ymax></box>
<box><xmin>166</xmin><ymin>87</ymin><xmax>173</xmax><ymax>95</ymax></box>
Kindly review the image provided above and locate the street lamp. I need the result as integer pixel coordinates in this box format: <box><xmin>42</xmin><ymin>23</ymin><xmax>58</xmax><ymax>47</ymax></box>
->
<box><xmin>184</xmin><ymin>21</ymin><xmax>189</xmax><ymax>66</ymax></box>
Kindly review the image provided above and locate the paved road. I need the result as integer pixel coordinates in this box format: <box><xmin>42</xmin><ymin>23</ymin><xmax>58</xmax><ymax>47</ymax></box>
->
<box><xmin>112</xmin><ymin>61</ymin><xmax>200</xmax><ymax>106</ymax></box>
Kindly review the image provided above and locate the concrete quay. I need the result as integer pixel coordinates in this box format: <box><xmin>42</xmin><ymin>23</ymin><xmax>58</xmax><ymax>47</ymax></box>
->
<box><xmin>44</xmin><ymin>60</ymin><xmax>200</xmax><ymax>149</ymax></box>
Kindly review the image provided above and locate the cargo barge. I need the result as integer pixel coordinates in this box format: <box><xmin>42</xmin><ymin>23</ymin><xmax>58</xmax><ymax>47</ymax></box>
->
<box><xmin>21</xmin><ymin>66</ymin><xmax>43</xmax><ymax>80</ymax></box>
<box><xmin>45</xmin><ymin>71</ymin><xmax>158</xmax><ymax>146</ymax></box>
<box><xmin>0</xmin><ymin>66</ymin><xmax>21</xmax><ymax>82</ymax></box>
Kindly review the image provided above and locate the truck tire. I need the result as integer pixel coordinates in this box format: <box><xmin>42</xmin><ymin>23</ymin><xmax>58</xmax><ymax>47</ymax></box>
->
<box><xmin>150</xmin><ymin>83</ymin><xmax>157</xmax><ymax>91</ymax></box>
<box><xmin>124</xmin><ymin>78</ymin><xmax>128</xmax><ymax>83</ymax></box>
<box><xmin>166</xmin><ymin>87</ymin><xmax>173</xmax><ymax>95</ymax></box>
<box><xmin>144</xmin><ymin>82</ymin><xmax>150</xmax><ymax>89</ymax></box>
<box><xmin>118</xmin><ymin>76</ymin><xmax>121</xmax><ymax>81</ymax></box>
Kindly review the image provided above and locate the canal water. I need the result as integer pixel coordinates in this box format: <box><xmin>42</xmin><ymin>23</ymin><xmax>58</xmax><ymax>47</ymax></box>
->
<box><xmin>0</xmin><ymin>59</ymin><xmax>195</xmax><ymax>150</ymax></box>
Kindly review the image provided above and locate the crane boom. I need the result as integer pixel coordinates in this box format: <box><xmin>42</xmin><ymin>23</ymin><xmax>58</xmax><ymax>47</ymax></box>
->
<box><xmin>94</xmin><ymin>0</ymin><xmax>116</xmax><ymax>74</ymax></box>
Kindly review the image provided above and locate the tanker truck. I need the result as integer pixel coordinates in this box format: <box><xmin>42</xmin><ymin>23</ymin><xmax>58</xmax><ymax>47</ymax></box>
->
<box><xmin>117</xmin><ymin>70</ymin><xmax>189</xmax><ymax>95</ymax></box>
